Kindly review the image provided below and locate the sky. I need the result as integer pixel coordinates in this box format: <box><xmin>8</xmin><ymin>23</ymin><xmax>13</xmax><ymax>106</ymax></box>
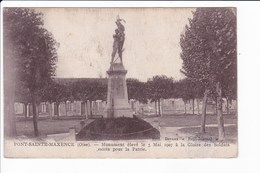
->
<box><xmin>37</xmin><ymin>8</ymin><xmax>194</xmax><ymax>82</ymax></box>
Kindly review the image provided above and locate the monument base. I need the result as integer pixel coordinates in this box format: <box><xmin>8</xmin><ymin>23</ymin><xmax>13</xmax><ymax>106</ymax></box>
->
<box><xmin>105</xmin><ymin>63</ymin><xmax>133</xmax><ymax>118</ymax></box>
<box><xmin>107</xmin><ymin>108</ymin><xmax>133</xmax><ymax>118</ymax></box>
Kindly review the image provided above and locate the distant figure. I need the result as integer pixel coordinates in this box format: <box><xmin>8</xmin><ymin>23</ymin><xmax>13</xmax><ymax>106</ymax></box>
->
<box><xmin>111</xmin><ymin>15</ymin><xmax>126</xmax><ymax>64</ymax></box>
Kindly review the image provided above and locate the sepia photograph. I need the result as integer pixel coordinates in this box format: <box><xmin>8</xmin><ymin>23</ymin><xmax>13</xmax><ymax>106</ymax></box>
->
<box><xmin>3</xmin><ymin>7</ymin><xmax>237</xmax><ymax>158</ymax></box>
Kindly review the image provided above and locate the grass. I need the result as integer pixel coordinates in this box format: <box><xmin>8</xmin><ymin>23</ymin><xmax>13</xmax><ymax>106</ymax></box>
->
<box><xmin>157</xmin><ymin>114</ymin><xmax>237</xmax><ymax>127</ymax></box>
<box><xmin>16</xmin><ymin>119</ymin><xmax>82</xmax><ymax>137</ymax></box>
<box><xmin>144</xmin><ymin>114</ymin><xmax>237</xmax><ymax>143</ymax></box>
<box><xmin>76</xmin><ymin>117</ymin><xmax>160</xmax><ymax>141</ymax></box>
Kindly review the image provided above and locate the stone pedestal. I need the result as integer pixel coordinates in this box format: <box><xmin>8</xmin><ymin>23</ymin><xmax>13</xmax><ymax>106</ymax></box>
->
<box><xmin>105</xmin><ymin>63</ymin><xmax>132</xmax><ymax>118</ymax></box>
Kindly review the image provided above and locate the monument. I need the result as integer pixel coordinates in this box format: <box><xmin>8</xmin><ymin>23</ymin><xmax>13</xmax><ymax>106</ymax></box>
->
<box><xmin>105</xmin><ymin>16</ymin><xmax>132</xmax><ymax>118</ymax></box>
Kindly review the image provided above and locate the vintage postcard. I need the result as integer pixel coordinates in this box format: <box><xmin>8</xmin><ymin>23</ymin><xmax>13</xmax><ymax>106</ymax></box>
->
<box><xmin>2</xmin><ymin>7</ymin><xmax>237</xmax><ymax>158</ymax></box>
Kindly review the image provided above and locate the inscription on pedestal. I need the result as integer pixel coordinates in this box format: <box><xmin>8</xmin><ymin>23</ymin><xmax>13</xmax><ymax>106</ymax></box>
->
<box><xmin>111</xmin><ymin>77</ymin><xmax>124</xmax><ymax>99</ymax></box>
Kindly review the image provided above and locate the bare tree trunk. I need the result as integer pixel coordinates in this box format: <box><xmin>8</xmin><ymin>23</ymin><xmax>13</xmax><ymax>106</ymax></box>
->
<box><xmin>49</xmin><ymin>102</ymin><xmax>52</xmax><ymax>120</ymax></box>
<box><xmin>192</xmin><ymin>99</ymin><xmax>195</xmax><ymax>115</ymax></box>
<box><xmin>24</xmin><ymin>103</ymin><xmax>28</xmax><ymax>120</ymax></box>
<box><xmin>201</xmin><ymin>89</ymin><xmax>209</xmax><ymax>133</ymax></box>
<box><xmin>90</xmin><ymin>101</ymin><xmax>93</xmax><ymax>118</ymax></box>
<box><xmin>160</xmin><ymin>98</ymin><xmax>163</xmax><ymax>116</ymax></box>
<box><xmin>32</xmin><ymin>99</ymin><xmax>39</xmax><ymax>137</ymax></box>
<box><xmin>197</xmin><ymin>99</ymin><xmax>200</xmax><ymax>115</ymax></box>
<box><xmin>84</xmin><ymin>102</ymin><xmax>87</xmax><ymax>119</ymax></box>
<box><xmin>154</xmin><ymin>101</ymin><xmax>157</xmax><ymax>116</ymax></box>
<box><xmin>4</xmin><ymin>75</ymin><xmax>17</xmax><ymax>137</ymax></box>
<box><xmin>56</xmin><ymin>102</ymin><xmax>60</xmax><ymax>119</ymax></box>
<box><xmin>85</xmin><ymin>102</ymin><xmax>87</xmax><ymax>118</ymax></box>
<box><xmin>158</xmin><ymin>99</ymin><xmax>161</xmax><ymax>116</ymax></box>
<box><xmin>184</xmin><ymin>101</ymin><xmax>186</xmax><ymax>115</ymax></box>
<box><xmin>86</xmin><ymin>101</ymin><xmax>89</xmax><ymax>118</ymax></box>
<box><xmin>215</xmin><ymin>98</ymin><xmax>218</xmax><ymax>115</ymax></box>
<box><xmin>5</xmin><ymin>99</ymin><xmax>17</xmax><ymax>138</ymax></box>
<box><xmin>81</xmin><ymin>102</ymin><xmax>86</xmax><ymax>117</ymax></box>
<box><xmin>216</xmin><ymin>82</ymin><xmax>225</xmax><ymax>141</ymax></box>
<box><xmin>28</xmin><ymin>104</ymin><xmax>31</xmax><ymax>117</ymax></box>
<box><xmin>65</xmin><ymin>102</ymin><xmax>67</xmax><ymax>116</ymax></box>
<box><xmin>226</xmin><ymin>98</ymin><xmax>229</xmax><ymax>114</ymax></box>
<box><xmin>4</xmin><ymin>43</ymin><xmax>17</xmax><ymax>138</ymax></box>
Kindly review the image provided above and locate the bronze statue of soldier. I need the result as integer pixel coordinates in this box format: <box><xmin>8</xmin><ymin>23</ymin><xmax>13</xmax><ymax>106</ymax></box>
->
<box><xmin>111</xmin><ymin>16</ymin><xmax>125</xmax><ymax>64</ymax></box>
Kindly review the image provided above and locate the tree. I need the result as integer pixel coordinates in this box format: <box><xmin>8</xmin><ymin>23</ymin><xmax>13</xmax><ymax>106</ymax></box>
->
<box><xmin>70</xmin><ymin>81</ymin><xmax>88</xmax><ymax>118</ymax></box>
<box><xmin>44</xmin><ymin>82</ymin><xmax>69</xmax><ymax>119</ymax></box>
<box><xmin>87</xmin><ymin>81</ymin><xmax>107</xmax><ymax>117</ymax></box>
<box><xmin>222</xmin><ymin>75</ymin><xmax>237</xmax><ymax>114</ymax></box>
<box><xmin>180</xmin><ymin>8</ymin><xmax>236</xmax><ymax>140</ymax></box>
<box><xmin>147</xmin><ymin>75</ymin><xmax>174</xmax><ymax>116</ymax></box>
<box><xmin>127</xmin><ymin>78</ymin><xmax>148</xmax><ymax>114</ymax></box>
<box><xmin>3</xmin><ymin>8</ymin><xmax>58</xmax><ymax>137</ymax></box>
<box><xmin>71</xmin><ymin>80</ymin><xmax>107</xmax><ymax>117</ymax></box>
<box><xmin>14</xmin><ymin>85</ymin><xmax>31</xmax><ymax>119</ymax></box>
<box><xmin>175</xmin><ymin>79</ymin><xmax>190</xmax><ymax>114</ymax></box>
<box><xmin>176</xmin><ymin>79</ymin><xmax>204</xmax><ymax>115</ymax></box>
<box><xmin>127</xmin><ymin>78</ymin><xmax>148</xmax><ymax>104</ymax></box>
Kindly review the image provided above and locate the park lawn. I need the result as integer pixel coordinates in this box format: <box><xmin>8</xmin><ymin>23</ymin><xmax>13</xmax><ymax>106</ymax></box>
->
<box><xmin>143</xmin><ymin>114</ymin><xmax>237</xmax><ymax>143</ymax></box>
<box><xmin>16</xmin><ymin>119</ymin><xmax>82</xmax><ymax>137</ymax></box>
<box><xmin>158</xmin><ymin>114</ymin><xmax>237</xmax><ymax>127</ymax></box>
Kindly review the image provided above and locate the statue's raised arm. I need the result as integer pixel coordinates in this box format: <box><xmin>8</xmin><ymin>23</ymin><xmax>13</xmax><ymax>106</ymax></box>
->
<box><xmin>116</xmin><ymin>15</ymin><xmax>125</xmax><ymax>33</ymax></box>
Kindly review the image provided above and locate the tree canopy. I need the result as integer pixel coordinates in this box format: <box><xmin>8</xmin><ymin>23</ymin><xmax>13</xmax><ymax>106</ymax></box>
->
<box><xmin>127</xmin><ymin>78</ymin><xmax>148</xmax><ymax>103</ymax></box>
<box><xmin>146</xmin><ymin>75</ymin><xmax>174</xmax><ymax>102</ymax></box>
<box><xmin>4</xmin><ymin>8</ymin><xmax>58</xmax><ymax>103</ymax></box>
<box><xmin>176</xmin><ymin>79</ymin><xmax>204</xmax><ymax>102</ymax></box>
<box><xmin>4</xmin><ymin>8</ymin><xmax>59</xmax><ymax>136</ymax></box>
<box><xmin>180</xmin><ymin>7</ymin><xmax>236</xmax><ymax>94</ymax></box>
